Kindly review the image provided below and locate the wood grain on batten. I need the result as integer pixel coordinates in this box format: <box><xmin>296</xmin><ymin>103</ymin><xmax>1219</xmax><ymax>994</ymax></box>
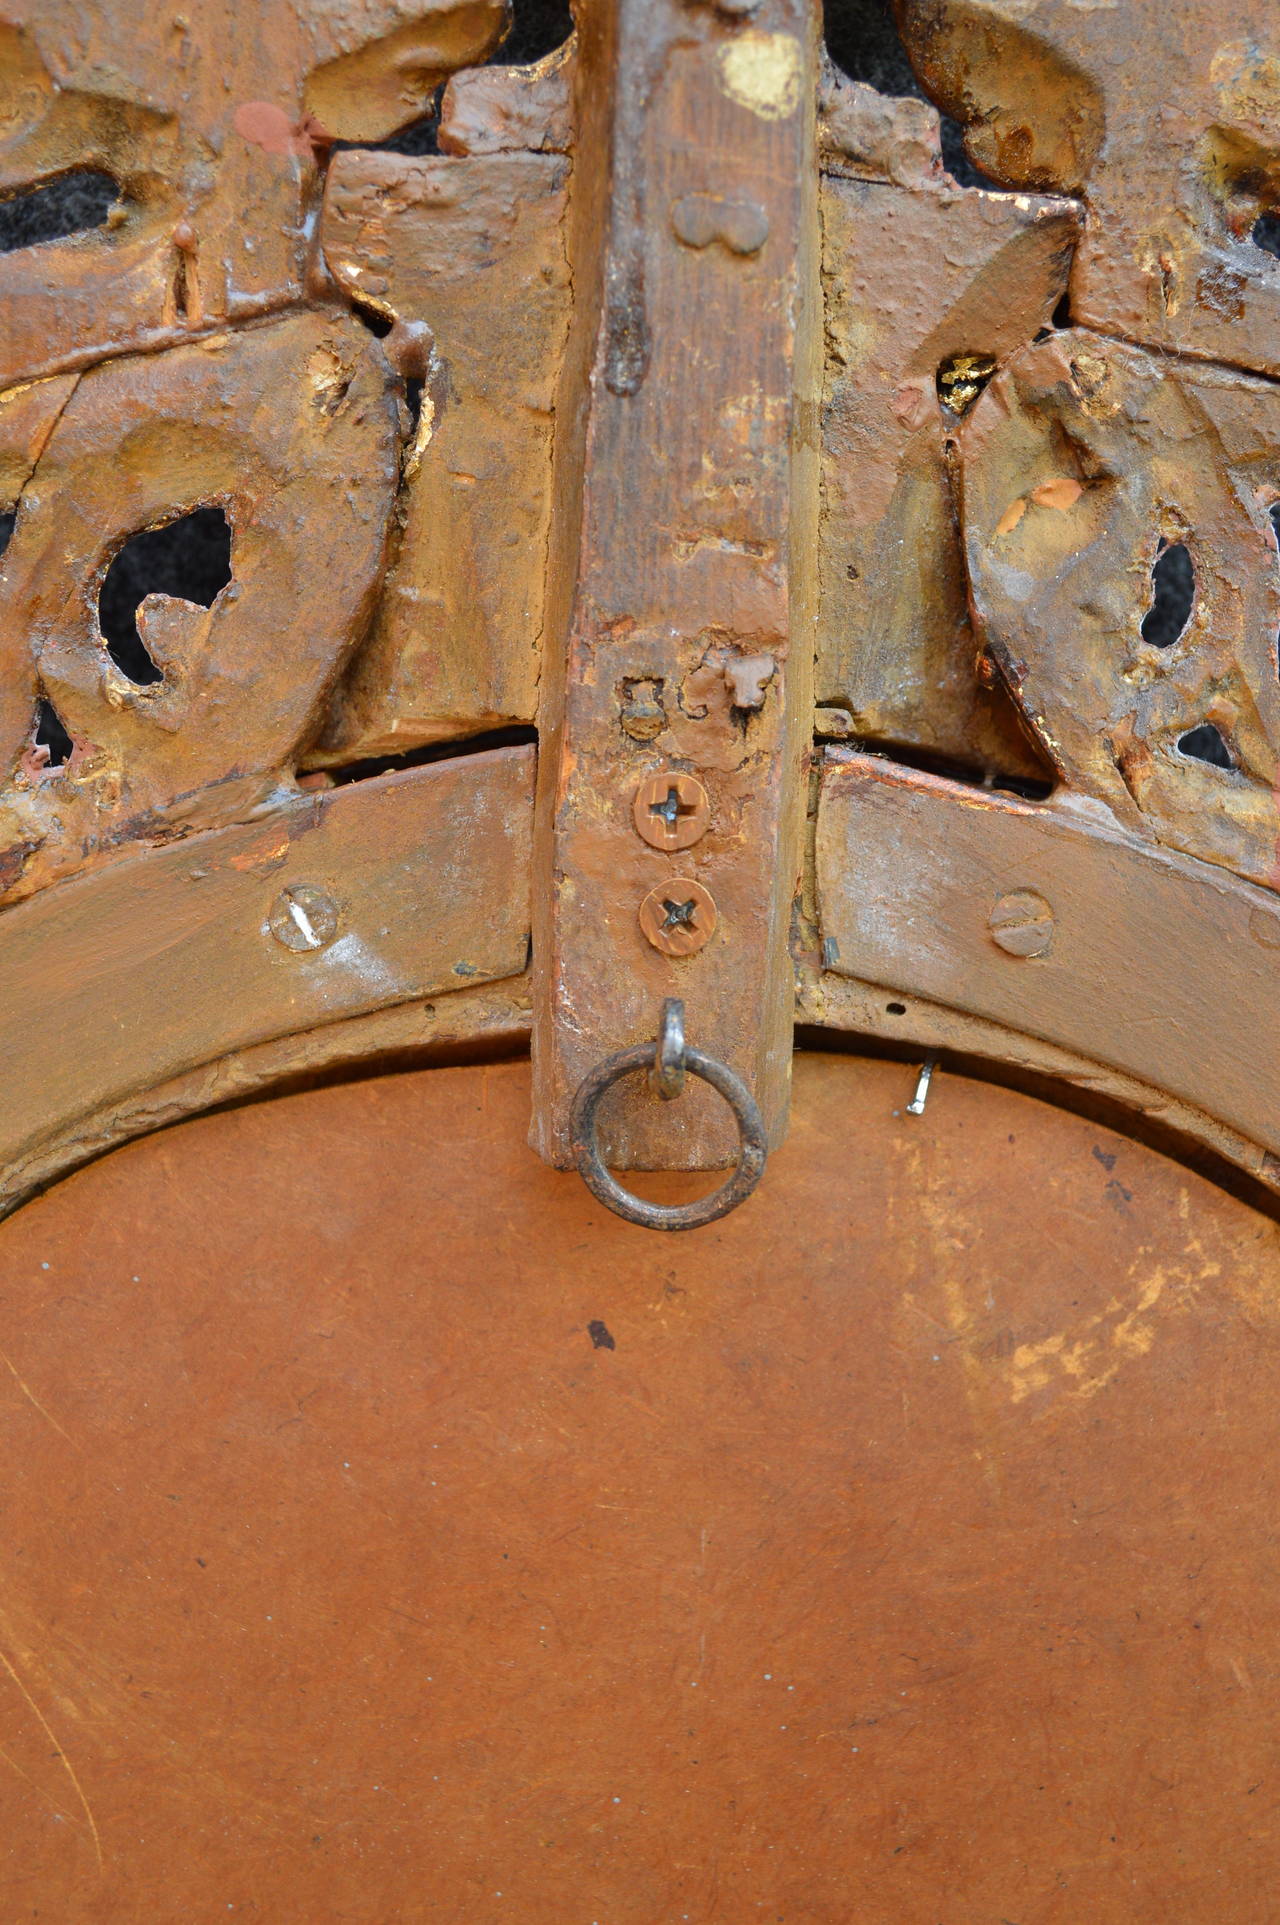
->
<box><xmin>530</xmin><ymin>0</ymin><xmax>821</xmax><ymax>1170</ymax></box>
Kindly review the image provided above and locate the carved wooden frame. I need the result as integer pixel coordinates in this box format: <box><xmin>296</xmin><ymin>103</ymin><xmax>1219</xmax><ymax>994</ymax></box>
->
<box><xmin>2</xmin><ymin>0</ymin><xmax>1279</xmax><ymax>1218</ymax></box>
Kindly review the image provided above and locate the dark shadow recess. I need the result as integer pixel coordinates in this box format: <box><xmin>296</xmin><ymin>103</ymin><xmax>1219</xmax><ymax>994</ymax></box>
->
<box><xmin>822</xmin><ymin>0</ymin><xmax>1000</xmax><ymax>188</ymax></box>
<box><xmin>0</xmin><ymin>171</ymin><xmax>119</xmax><ymax>253</ymax></box>
<box><xmin>795</xmin><ymin>1026</ymin><xmax>1280</xmax><ymax>1224</ymax></box>
<box><xmin>337</xmin><ymin>0</ymin><xmax>575</xmax><ymax>157</ymax></box>
<box><xmin>99</xmin><ymin>508</ymin><xmax>233</xmax><ymax>686</ymax></box>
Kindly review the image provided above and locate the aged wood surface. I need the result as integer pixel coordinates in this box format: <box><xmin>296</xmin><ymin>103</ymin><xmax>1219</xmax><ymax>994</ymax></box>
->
<box><xmin>898</xmin><ymin>0</ymin><xmax>1280</xmax><ymax>378</ymax></box>
<box><xmin>801</xmin><ymin>969</ymin><xmax>1280</xmax><ymax>1191</ymax></box>
<box><xmin>2</xmin><ymin>0</ymin><xmax>1280</xmax><ymax>1910</ymax></box>
<box><xmin>0</xmin><ymin>0</ymin><xmax>509</xmax><ymax>382</ymax></box>
<box><xmin>6</xmin><ymin>982</ymin><xmax>533</xmax><ymax>1228</ymax></box>
<box><xmin>4</xmin><ymin>8</ymin><xmax>1280</xmax><ymax>1905</ymax></box>
<box><xmin>959</xmin><ymin>331</ymin><xmax>1280</xmax><ymax>886</ymax></box>
<box><xmin>530</xmin><ymin>0</ymin><xmax>821</xmax><ymax>1168</ymax></box>
<box><xmin>0</xmin><ymin>0</ymin><xmax>1279</xmax><ymax>1183</ymax></box>
<box><xmin>316</xmin><ymin>149</ymin><xmax>572</xmax><ymax>758</ymax></box>
<box><xmin>3</xmin><ymin>1054</ymin><xmax>1280</xmax><ymax>1918</ymax></box>
<box><xmin>0</xmin><ymin>745</ymin><xmax>532</xmax><ymax>1215</ymax></box>
<box><xmin>0</xmin><ymin>312</ymin><xmax>401</xmax><ymax>903</ymax></box>
<box><xmin>439</xmin><ymin>32</ymin><xmax>574</xmax><ymax>153</ymax></box>
<box><xmin>817</xmin><ymin>750</ymin><xmax>1280</xmax><ymax>1169</ymax></box>
<box><xmin>817</xmin><ymin>99</ymin><xmax>1076</xmax><ymax>778</ymax></box>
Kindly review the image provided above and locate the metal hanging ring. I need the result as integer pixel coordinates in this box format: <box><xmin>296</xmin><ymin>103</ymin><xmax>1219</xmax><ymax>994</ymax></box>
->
<box><xmin>570</xmin><ymin>1008</ymin><xmax>767</xmax><ymax>1232</ymax></box>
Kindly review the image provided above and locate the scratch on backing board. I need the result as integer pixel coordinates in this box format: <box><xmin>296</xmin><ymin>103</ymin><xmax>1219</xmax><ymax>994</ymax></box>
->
<box><xmin>0</xmin><ymin>1348</ymin><xmax>75</xmax><ymax>1445</ymax></box>
<box><xmin>0</xmin><ymin>1732</ymin><xmax>77</xmax><ymax>1826</ymax></box>
<box><xmin>0</xmin><ymin>1646</ymin><xmax>103</xmax><ymax>1869</ymax></box>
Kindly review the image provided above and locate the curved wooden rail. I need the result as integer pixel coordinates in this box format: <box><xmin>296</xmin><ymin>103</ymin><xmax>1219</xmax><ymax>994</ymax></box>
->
<box><xmin>0</xmin><ymin>746</ymin><xmax>533</xmax><ymax>1216</ymax></box>
<box><xmin>8</xmin><ymin>736</ymin><xmax>1280</xmax><ymax>1221</ymax></box>
<box><xmin>816</xmin><ymin>751</ymin><xmax>1280</xmax><ymax>1191</ymax></box>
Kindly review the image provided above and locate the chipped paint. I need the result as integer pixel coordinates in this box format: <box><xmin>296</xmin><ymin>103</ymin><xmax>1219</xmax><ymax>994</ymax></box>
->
<box><xmin>1030</xmin><ymin>477</ymin><xmax>1083</xmax><ymax>511</ymax></box>
<box><xmin>717</xmin><ymin>33</ymin><xmax>802</xmax><ymax>122</ymax></box>
<box><xmin>1006</xmin><ymin>1268</ymin><xmax>1171</xmax><ymax>1402</ymax></box>
<box><xmin>232</xmin><ymin>101</ymin><xmax>313</xmax><ymax>158</ymax></box>
<box><xmin>319</xmin><ymin>930</ymin><xmax>401</xmax><ymax>996</ymax></box>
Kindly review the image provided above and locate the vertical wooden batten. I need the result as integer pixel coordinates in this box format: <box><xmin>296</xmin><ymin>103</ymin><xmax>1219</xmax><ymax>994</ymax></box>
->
<box><xmin>531</xmin><ymin>0</ymin><xmax>821</xmax><ymax>1169</ymax></box>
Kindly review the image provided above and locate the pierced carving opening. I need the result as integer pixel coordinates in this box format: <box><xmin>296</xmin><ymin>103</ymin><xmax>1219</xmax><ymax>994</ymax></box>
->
<box><xmin>99</xmin><ymin>508</ymin><xmax>233</xmax><ymax>687</ymax></box>
<box><xmin>33</xmin><ymin>699</ymin><xmax>72</xmax><ymax>770</ymax></box>
<box><xmin>1252</xmin><ymin>211</ymin><xmax>1280</xmax><ymax>261</ymax></box>
<box><xmin>832</xmin><ymin>736</ymin><xmax>1054</xmax><ymax>801</ymax></box>
<box><xmin>492</xmin><ymin>0</ymin><xmax>574</xmax><ymax>63</ymax></box>
<box><xmin>338</xmin><ymin>0</ymin><xmax>575</xmax><ymax>156</ymax></box>
<box><xmin>0</xmin><ymin>508</ymin><xmax>14</xmax><ymax>560</ymax></box>
<box><xmin>886</xmin><ymin>1001</ymin><xmax>907</xmax><ymax>1016</ymax></box>
<box><xmin>822</xmin><ymin>0</ymin><xmax>999</xmax><ymax>188</ymax></box>
<box><xmin>937</xmin><ymin>118</ymin><xmax>998</xmax><ymax>190</ymax></box>
<box><xmin>351</xmin><ymin>301</ymin><xmax>394</xmax><ymax>340</ymax></box>
<box><xmin>305</xmin><ymin>723</ymin><xmax>539</xmax><ymax>788</ymax></box>
<box><xmin>0</xmin><ymin>171</ymin><xmax>120</xmax><ymax>253</ymax></box>
<box><xmin>356</xmin><ymin>84</ymin><xmax>447</xmax><ymax>157</ymax></box>
<box><xmin>1177</xmin><ymin>722</ymin><xmax>1234</xmax><ymax>769</ymax></box>
<box><xmin>1140</xmin><ymin>539</ymin><xmax>1195</xmax><ymax>648</ymax></box>
<box><xmin>1036</xmin><ymin>292</ymin><xmax>1072</xmax><ymax>343</ymax></box>
<box><xmin>937</xmin><ymin>352</ymin><xmax>997</xmax><ymax>416</ymax></box>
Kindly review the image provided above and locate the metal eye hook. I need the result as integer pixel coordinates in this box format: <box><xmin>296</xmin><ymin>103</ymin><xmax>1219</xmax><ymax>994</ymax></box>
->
<box><xmin>650</xmin><ymin>997</ymin><xmax>686</xmax><ymax>1100</ymax></box>
<box><xmin>570</xmin><ymin>1002</ymin><xmax>767</xmax><ymax>1231</ymax></box>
